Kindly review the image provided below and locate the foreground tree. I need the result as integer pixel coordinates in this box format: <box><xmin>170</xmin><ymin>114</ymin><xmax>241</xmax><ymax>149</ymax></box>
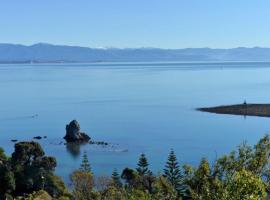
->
<box><xmin>1</xmin><ymin>135</ymin><xmax>270</xmax><ymax>200</ymax></box>
<box><xmin>186</xmin><ymin>158</ymin><xmax>223</xmax><ymax>200</ymax></box>
<box><xmin>136</xmin><ymin>153</ymin><xmax>150</xmax><ymax>176</ymax></box>
<box><xmin>227</xmin><ymin>169</ymin><xmax>266</xmax><ymax>199</ymax></box>
<box><xmin>121</xmin><ymin>168</ymin><xmax>140</xmax><ymax>189</ymax></box>
<box><xmin>71</xmin><ymin>170</ymin><xmax>97</xmax><ymax>200</ymax></box>
<box><xmin>164</xmin><ymin>149</ymin><xmax>185</xmax><ymax>196</ymax></box>
<box><xmin>11</xmin><ymin>142</ymin><xmax>58</xmax><ymax>195</ymax></box>
<box><xmin>71</xmin><ymin>152</ymin><xmax>99</xmax><ymax>200</ymax></box>
<box><xmin>0</xmin><ymin>141</ymin><xmax>69</xmax><ymax>199</ymax></box>
<box><xmin>80</xmin><ymin>151</ymin><xmax>91</xmax><ymax>173</ymax></box>
<box><xmin>0</xmin><ymin>162</ymin><xmax>15</xmax><ymax>198</ymax></box>
<box><xmin>152</xmin><ymin>176</ymin><xmax>178</xmax><ymax>200</ymax></box>
<box><xmin>184</xmin><ymin>135</ymin><xmax>270</xmax><ymax>200</ymax></box>
<box><xmin>111</xmin><ymin>168</ymin><xmax>122</xmax><ymax>188</ymax></box>
<box><xmin>100</xmin><ymin>185</ymin><xmax>126</xmax><ymax>200</ymax></box>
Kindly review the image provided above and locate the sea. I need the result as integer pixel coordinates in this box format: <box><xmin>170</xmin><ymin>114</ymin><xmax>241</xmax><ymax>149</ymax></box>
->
<box><xmin>0</xmin><ymin>62</ymin><xmax>270</xmax><ymax>182</ymax></box>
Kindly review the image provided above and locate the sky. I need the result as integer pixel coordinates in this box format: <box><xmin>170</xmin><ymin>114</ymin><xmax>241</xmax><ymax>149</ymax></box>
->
<box><xmin>1</xmin><ymin>0</ymin><xmax>270</xmax><ymax>49</ymax></box>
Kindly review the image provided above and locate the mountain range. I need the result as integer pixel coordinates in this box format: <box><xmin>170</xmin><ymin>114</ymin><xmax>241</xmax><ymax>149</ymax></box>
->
<box><xmin>1</xmin><ymin>43</ymin><xmax>270</xmax><ymax>63</ymax></box>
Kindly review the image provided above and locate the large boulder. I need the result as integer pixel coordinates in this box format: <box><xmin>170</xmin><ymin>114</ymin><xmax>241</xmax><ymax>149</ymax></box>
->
<box><xmin>64</xmin><ymin>120</ymin><xmax>90</xmax><ymax>143</ymax></box>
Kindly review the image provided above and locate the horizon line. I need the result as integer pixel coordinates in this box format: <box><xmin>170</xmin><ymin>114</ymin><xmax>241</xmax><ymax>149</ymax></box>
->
<box><xmin>0</xmin><ymin>42</ymin><xmax>270</xmax><ymax>50</ymax></box>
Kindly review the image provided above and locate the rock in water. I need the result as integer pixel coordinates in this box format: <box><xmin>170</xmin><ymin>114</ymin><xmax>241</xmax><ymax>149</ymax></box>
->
<box><xmin>64</xmin><ymin>120</ymin><xmax>91</xmax><ymax>143</ymax></box>
<box><xmin>33</xmin><ymin>136</ymin><xmax>42</xmax><ymax>140</ymax></box>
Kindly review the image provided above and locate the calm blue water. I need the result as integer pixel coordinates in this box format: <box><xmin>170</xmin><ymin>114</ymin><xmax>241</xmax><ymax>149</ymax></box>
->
<box><xmin>0</xmin><ymin>62</ymin><xmax>270</xmax><ymax>182</ymax></box>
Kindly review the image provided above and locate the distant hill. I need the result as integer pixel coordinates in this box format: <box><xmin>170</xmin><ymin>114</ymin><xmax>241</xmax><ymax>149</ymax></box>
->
<box><xmin>1</xmin><ymin>43</ymin><xmax>270</xmax><ymax>63</ymax></box>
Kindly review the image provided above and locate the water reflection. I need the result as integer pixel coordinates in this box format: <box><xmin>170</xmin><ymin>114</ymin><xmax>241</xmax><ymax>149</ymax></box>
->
<box><xmin>66</xmin><ymin>143</ymin><xmax>82</xmax><ymax>158</ymax></box>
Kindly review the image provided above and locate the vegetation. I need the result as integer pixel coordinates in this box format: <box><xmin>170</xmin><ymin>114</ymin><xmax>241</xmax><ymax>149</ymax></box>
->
<box><xmin>0</xmin><ymin>141</ymin><xmax>70</xmax><ymax>199</ymax></box>
<box><xmin>163</xmin><ymin>149</ymin><xmax>185</xmax><ymax>196</ymax></box>
<box><xmin>111</xmin><ymin>169</ymin><xmax>122</xmax><ymax>188</ymax></box>
<box><xmin>1</xmin><ymin>135</ymin><xmax>270</xmax><ymax>199</ymax></box>
<box><xmin>80</xmin><ymin>151</ymin><xmax>91</xmax><ymax>173</ymax></box>
<box><xmin>136</xmin><ymin>153</ymin><xmax>150</xmax><ymax>176</ymax></box>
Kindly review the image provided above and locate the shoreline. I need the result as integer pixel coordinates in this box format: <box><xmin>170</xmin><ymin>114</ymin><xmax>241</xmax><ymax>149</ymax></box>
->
<box><xmin>197</xmin><ymin>103</ymin><xmax>270</xmax><ymax>117</ymax></box>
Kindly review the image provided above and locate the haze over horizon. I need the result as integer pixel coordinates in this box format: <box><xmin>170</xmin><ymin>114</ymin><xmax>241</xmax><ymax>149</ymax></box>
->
<box><xmin>1</xmin><ymin>0</ymin><xmax>270</xmax><ymax>49</ymax></box>
<box><xmin>2</xmin><ymin>42</ymin><xmax>270</xmax><ymax>63</ymax></box>
<box><xmin>2</xmin><ymin>42</ymin><xmax>270</xmax><ymax>50</ymax></box>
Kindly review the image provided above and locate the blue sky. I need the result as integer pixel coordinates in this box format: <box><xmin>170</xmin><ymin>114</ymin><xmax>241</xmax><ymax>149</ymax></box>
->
<box><xmin>1</xmin><ymin>0</ymin><xmax>270</xmax><ymax>48</ymax></box>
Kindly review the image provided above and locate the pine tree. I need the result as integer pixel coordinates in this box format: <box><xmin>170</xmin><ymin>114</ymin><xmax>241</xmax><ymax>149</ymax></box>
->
<box><xmin>111</xmin><ymin>168</ymin><xmax>122</xmax><ymax>188</ymax></box>
<box><xmin>136</xmin><ymin>153</ymin><xmax>150</xmax><ymax>176</ymax></box>
<box><xmin>80</xmin><ymin>151</ymin><xmax>91</xmax><ymax>173</ymax></box>
<box><xmin>163</xmin><ymin>149</ymin><xmax>185</xmax><ymax>195</ymax></box>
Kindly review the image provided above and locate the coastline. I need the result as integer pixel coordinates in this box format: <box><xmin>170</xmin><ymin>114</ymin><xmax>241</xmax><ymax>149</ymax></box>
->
<box><xmin>198</xmin><ymin>103</ymin><xmax>270</xmax><ymax>117</ymax></box>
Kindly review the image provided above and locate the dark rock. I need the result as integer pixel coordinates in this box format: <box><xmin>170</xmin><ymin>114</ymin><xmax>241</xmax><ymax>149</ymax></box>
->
<box><xmin>11</xmin><ymin>139</ymin><xmax>18</xmax><ymax>142</ymax></box>
<box><xmin>33</xmin><ymin>136</ymin><xmax>42</xmax><ymax>140</ymax></box>
<box><xmin>96</xmin><ymin>141</ymin><xmax>108</xmax><ymax>145</ymax></box>
<box><xmin>64</xmin><ymin>120</ymin><xmax>91</xmax><ymax>143</ymax></box>
<box><xmin>43</xmin><ymin>136</ymin><xmax>47</xmax><ymax>139</ymax></box>
<box><xmin>89</xmin><ymin>141</ymin><xmax>95</xmax><ymax>144</ymax></box>
<box><xmin>89</xmin><ymin>140</ymin><xmax>109</xmax><ymax>146</ymax></box>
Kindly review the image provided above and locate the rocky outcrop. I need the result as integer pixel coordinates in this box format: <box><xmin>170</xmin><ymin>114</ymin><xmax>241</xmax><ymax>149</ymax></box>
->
<box><xmin>64</xmin><ymin>120</ymin><xmax>90</xmax><ymax>143</ymax></box>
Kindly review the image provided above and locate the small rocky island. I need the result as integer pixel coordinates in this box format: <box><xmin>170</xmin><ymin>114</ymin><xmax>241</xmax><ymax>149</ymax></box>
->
<box><xmin>198</xmin><ymin>103</ymin><xmax>270</xmax><ymax>117</ymax></box>
<box><xmin>64</xmin><ymin>120</ymin><xmax>91</xmax><ymax>143</ymax></box>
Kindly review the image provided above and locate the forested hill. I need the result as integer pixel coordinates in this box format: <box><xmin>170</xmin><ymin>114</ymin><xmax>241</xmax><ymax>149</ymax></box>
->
<box><xmin>1</xmin><ymin>43</ymin><xmax>270</xmax><ymax>63</ymax></box>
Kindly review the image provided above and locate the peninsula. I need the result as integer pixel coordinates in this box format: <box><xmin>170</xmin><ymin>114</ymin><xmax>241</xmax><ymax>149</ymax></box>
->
<box><xmin>198</xmin><ymin>103</ymin><xmax>270</xmax><ymax>117</ymax></box>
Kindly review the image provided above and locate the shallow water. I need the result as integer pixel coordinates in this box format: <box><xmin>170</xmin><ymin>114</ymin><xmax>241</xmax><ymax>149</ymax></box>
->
<box><xmin>0</xmin><ymin>62</ymin><xmax>270</xmax><ymax>182</ymax></box>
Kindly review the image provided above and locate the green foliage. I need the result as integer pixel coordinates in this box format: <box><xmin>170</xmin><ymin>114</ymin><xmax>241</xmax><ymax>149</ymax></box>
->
<box><xmin>139</xmin><ymin>172</ymin><xmax>156</xmax><ymax>193</ymax></box>
<box><xmin>213</xmin><ymin>135</ymin><xmax>270</xmax><ymax>179</ymax></box>
<box><xmin>163</xmin><ymin>149</ymin><xmax>185</xmax><ymax>196</ymax></box>
<box><xmin>186</xmin><ymin>158</ymin><xmax>224</xmax><ymax>200</ymax></box>
<box><xmin>0</xmin><ymin>147</ymin><xmax>7</xmax><ymax>161</ymax></box>
<box><xmin>0</xmin><ymin>141</ymin><xmax>68</xmax><ymax>199</ymax></box>
<box><xmin>12</xmin><ymin>142</ymin><xmax>45</xmax><ymax>164</ymax></box>
<box><xmin>25</xmin><ymin>190</ymin><xmax>52</xmax><ymax>200</ymax></box>
<box><xmin>250</xmin><ymin>135</ymin><xmax>270</xmax><ymax>174</ymax></box>
<box><xmin>121</xmin><ymin>168</ymin><xmax>139</xmax><ymax>188</ymax></box>
<box><xmin>0</xmin><ymin>165</ymin><xmax>15</xmax><ymax>197</ymax></box>
<box><xmin>136</xmin><ymin>154</ymin><xmax>150</xmax><ymax>176</ymax></box>
<box><xmin>100</xmin><ymin>185</ymin><xmax>126</xmax><ymax>200</ymax></box>
<box><xmin>185</xmin><ymin>135</ymin><xmax>270</xmax><ymax>200</ymax></box>
<box><xmin>226</xmin><ymin>169</ymin><xmax>266</xmax><ymax>200</ymax></box>
<box><xmin>1</xmin><ymin>136</ymin><xmax>270</xmax><ymax>200</ymax></box>
<box><xmin>12</xmin><ymin>142</ymin><xmax>57</xmax><ymax>195</ymax></box>
<box><xmin>69</xmin><ymin>151</ymin><xmax>96</xmax><ymax>199</ymax></box>
<box><xmin>70</xmin><ymin>170</ymin><xmax>96</xmax><ymax>200</ymax></box>
<box><xmin>151</xmin><ymin>176</ymin><xmax>178</xmax><ymax>200</ymax></box>
<box><xmin>79</xmin><ymin>151</ymin><xmax>91</xmax><ymax>173</ymax></box>
<box><xmin>188</xmin><ymin>168</ymin><xmax>267</xmax><ymax>200</ymax></box>
<box><xmin>111</xmin><ymin>168</ymin><xmax>122</xmax><ymax>188</ymax></box>
<box><xmin>44</xmin><ymin>174</ymin><xmax>71</xmax><ymax>199</ymax></box>
<box><xmin>124</xmin><ymin>189</ymin><xmax>152</xmax><ymax>200</ymax></box>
